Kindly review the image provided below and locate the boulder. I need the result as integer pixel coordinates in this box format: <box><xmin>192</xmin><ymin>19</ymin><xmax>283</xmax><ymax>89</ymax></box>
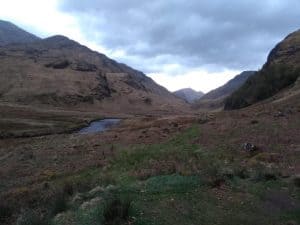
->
<box><xmin>53</xmin><ymin>211</ymin><xmax>75</xmax><ymax>225</ymax></box>
<box><xmin>106</xmin><ymin>184</ymin><xmax>117</xmax><ymax>191</ymax></box>
<box><xmin>243</xmin><ymin>143</ymin><xmax>258</xmax><ymax>152</ymax></box>
<box><xmin>80</xmin><ymin>197</ymin><xmax>102</xmax><ymax>211</ymax></box>
<box><xmin>88</xmin><ymin>186</ymin><xmax>105</xmax><ymax>196</ymax></box>
<box><xmin>71</xmin><ymin>193</ymin><xmax>85</xmax><ymax>205</ymax></box>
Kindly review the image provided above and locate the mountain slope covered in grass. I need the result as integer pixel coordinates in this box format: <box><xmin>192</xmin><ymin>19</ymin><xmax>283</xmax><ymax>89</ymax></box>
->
<box><xmin>194</xmin><ymin>71</ymin><xmax>255</xmax><ymax>110</ymax></box>
<box><xmin>0</xmin><ymin>22</ymin><xmax>187</xmax><ymax>114</ymax></box>
<box><xmin>225</xmin><ymin>30</ymin><xmax>300</xmax><ymax>110</ymax></box>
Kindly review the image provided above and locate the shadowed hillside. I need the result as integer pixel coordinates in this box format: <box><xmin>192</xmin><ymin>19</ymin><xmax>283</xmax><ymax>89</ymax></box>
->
<box><xmin>194</xmin><ymin>71</ymin><xmax>255</xmax><ymax>110</ymax></box>
<box><xmin>225</xmin><ymin>30</ymin><xmax>300</xmax><ymax>110</ymax></box>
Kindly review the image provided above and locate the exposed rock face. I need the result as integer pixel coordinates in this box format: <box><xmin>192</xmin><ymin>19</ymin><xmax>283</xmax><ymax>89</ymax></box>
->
<box><xmin>92</xmin><ymin>73</ymin><xmax>112</xmax><ymax>101</ymax></box>
<box><xmin>173</xmin><ymin>88</ymin><xmax>204</xmax><ymax>103</ymax></box>
<box><xmin>45</xmin><ymin>59</ymin><xmax>98</xmax><ymax>72</ymax></box>
<box><xmin>194</xmin><ymin>71</ymin><xmax>255</xmax><ymax>110</ymax></box>
<box><xmin>45</xmin><ymin>59</ymin><xmax>71</xmax><ymax>69</ymax></box>
<box><xmin>71</xmin><ymin>61</ymin><xmax>97</xmax><ymax>72</ymax></box>
<box><xmin>0</xmin><ymin>20</ymin><xmax>40</xmax><ymax>46</ymax></box>
<box><xmin>225</xmin><ymin>29</ymin><xmax>300</xmax><ymax>110</ymax></box>
<box><xmin>0</xmin><ymin>22</ymin><xmax>188</xmax><ymax>113</ymax></box>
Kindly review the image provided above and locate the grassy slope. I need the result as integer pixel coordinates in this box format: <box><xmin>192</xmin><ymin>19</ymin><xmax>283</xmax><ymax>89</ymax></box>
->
<box><xmin>225</xmin><ymin>29</ymin><xmax>300</xmax><ymax>110</ymax></box>
<box><xmin>12</xmin><ymin>126</ymin><xmax>299</xmax><ymax>225</ymax></box>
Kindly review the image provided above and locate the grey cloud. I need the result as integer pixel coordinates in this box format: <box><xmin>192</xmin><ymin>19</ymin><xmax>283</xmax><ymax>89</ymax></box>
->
<box><xmin>59</xmin><ymin>0</ymin><xmax>300</xmax><ymax>73</ymax></box>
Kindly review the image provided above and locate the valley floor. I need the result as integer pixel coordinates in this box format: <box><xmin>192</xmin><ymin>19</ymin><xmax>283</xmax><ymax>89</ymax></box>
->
<box><xmin>0</xmin><ymin>99</ymin><xmax>299</xmax><ymax>225</ymax></box>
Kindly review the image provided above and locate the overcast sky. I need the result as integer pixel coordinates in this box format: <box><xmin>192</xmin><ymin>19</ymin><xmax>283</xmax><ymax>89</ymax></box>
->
<box><xmin>1</xmin><ymin>0</ymin><xmax>300</xmax><ymax>92</ymax></box>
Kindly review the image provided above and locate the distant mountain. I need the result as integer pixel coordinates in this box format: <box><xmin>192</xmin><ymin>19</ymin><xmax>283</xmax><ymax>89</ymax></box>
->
<box><xmin>0</xmin><ymin>20</ymin><xmax>40</xmax><ymax>45</ymax></box>
<box><xmin>0</xmin><ymin>22</ymin><xmax>188</xmax><ymax>114</ymax></box>
<box><xmin>173</xmin><ymin>88</ymin><xmax>204</xmax><ymax>103</ymax></box>
<box><xmin>194</xmin><ymin>71</ymin><xmax>255</xmax><ymax>110</ymax></box>
<box><xmin>225</xmin><ymin>29</ymin><xmax>300</xmax><ymax>110</ymax></box>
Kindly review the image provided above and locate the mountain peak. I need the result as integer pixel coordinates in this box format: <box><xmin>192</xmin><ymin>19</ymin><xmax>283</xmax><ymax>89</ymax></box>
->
<box><xmin>0</xmin><ymin>20</ymin><xmax>187</xmax><ymax>112</ymax></box>
<box><xmin>44</xmin><ymin>35</ymin><xmax>72</xmax><ymax>42</ymax></box>
<box><xmin>41</xmin><ymin>35</ymin><xmax>80</xmax><ymax>48</ymax></box>
<box><xmin>0</xmin><ymin>20</ymin><xmax>40</xmax><ymax>46</ymax></box>
<box><xmin>267</xmin><ymin>29</ymin><xmax>300</xmax><ymax>66</ymax></box>
<box><xmin>0</xmin><ymin>19</ymin><xmax>14</xmax><ymax>26</ymax></box>
<box><xmin>173</xmin><ymin>88</ymin><xmax>204</xmax><ymax>103</ymax></box>
<box><xmin>179</xmin><ymin>88</ymin><xmax>200</xmax><ymax>92</ymax></box>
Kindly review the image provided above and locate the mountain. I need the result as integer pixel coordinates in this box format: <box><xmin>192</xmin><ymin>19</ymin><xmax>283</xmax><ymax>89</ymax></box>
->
<box><xmin>200</xmin><ymin>71</ymin><xmax>255</xmax><ymax>101</ymax></box>
<box><xmin>225</xmin><ymin>29</ymin><xmax>300</xmax><ymax>110</ymax></box>
<box><xmin>173</xmin><ymin>88</ymin><xmax>204</xmax><ymax>103</ymax></box>
<box><xmin>194</xmin><ymin>71</ymin><xmax>255</xmax><ymax>110</ymax></box>
<box><xmin>0</xmin><ymin>23</ymin><xmax>188</xmax><ymax>114</ymax></box>
<box><xmin>0</xmin><ymin>20</ymin><xmax>40</xmax><ymax>45</ymax></box>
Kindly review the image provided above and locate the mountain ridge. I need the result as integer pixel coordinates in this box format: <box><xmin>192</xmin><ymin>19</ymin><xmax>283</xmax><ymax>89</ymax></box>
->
<box><xmin>0</xmin><ymin>22</ymin><xmax>188</xmax><ymax>114</ymax></box>
<box><xmin>0</xmin><ymin>20</ymin><xmax>40</xmax><ymax>45</ymax></box>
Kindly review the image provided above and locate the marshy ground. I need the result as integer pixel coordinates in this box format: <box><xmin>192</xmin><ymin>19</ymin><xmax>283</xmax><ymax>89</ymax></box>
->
<box><xmin>0</xmin><ymin>100</ymin><xmax>299</xmax><ymax>225</ymax></box>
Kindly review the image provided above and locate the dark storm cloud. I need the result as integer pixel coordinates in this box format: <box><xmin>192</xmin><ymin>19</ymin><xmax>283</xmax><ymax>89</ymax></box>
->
<box><xmin>59</xmin><ymin>0</ymin><xmax>300</xmax><ymax>73</ymax></box>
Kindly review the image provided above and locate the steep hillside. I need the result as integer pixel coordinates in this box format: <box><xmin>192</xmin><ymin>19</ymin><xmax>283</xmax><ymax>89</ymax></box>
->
<box><xmin>225</xmin><ymin>29</ymin><xmax>300</xmax><ymax>110</ymax></box>
<box><xmin>0</xmin><ymin>20</ymin><xmax>40</xmax><ymax>45</ymax></box>
<box><xmin>0</xmin><ymin>33</ymin><xmax>187</xmax><ymax>114</ymax></box>
<box><xmin>200</xmin><ymin>71</ymin><xmax>255</xmax><ymax>101</ymax></box>
<box><xmin>194</xmin><ymin>71</ymin><xmax>255</xmax><ymax>110</ymax></box>
<box><xmin>173</xmin><ymin>88</ymin><xmax>204</xmax><ymax>103</ymax></box>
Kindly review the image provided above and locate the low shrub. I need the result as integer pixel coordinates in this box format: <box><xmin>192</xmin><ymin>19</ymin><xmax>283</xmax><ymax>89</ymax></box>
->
<box><xmin>50</xmin><ymin>192</ymin><xmax>68</xmax><ymax>216</ymax></box>
<box><xmin>251</xmin><ymin>164</ymin><xmax>279</xmax><ymax>182</ymax></box>
<box><xmin>16</xmin><ymin>209</ymin><xmax>49</xmax><ymax>225</ymax></box>
<box><xmin>0</xmin><ymin>203</ymin><xmax>13</xmax><ymax>223</ymax></box>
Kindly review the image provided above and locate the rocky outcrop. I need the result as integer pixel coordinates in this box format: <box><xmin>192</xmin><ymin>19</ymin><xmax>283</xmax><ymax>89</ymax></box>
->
<box><xmin>92</xmin><ymin>73</ymin><xmax>112</xmax><ymax>100</ymax></box>
<box><xmin>45</xmin><ymin>59</ymin><xmax>70</xmax><ymax>69</ymax></box>
<box><xmin>71</xmin><ymin>61</ymin><xmax>97</xmax><ymax>72</ymax></box>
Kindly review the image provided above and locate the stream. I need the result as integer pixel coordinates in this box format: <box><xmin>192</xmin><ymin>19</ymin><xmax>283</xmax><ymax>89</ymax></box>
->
<box><xmin>78</xmin><ymin>119</ymin><xmax>121</xmax><ymax>134</ymax></box>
